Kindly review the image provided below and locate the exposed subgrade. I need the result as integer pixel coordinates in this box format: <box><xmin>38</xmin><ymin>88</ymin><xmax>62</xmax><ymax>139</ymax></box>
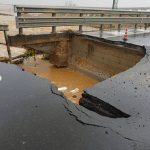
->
<box><xmin>79</xmin><ymin>92</ymin><xmax>130</xmax><ymax>118</ymax></box>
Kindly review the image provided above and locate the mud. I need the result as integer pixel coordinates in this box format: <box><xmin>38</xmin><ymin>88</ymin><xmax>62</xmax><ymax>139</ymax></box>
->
<box><xmin>0</xmin><ymin>56</ymin><xmax>9</xmax><ymax>62</ymax></box>
<box><xmin>18</xmin><ymin>55</ymin><xmax>98</xmax><ymax>104</ymax></box>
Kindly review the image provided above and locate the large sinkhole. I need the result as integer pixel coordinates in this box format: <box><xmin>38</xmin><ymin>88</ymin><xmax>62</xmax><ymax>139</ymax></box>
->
<box><xmin>8</xmin><ymin>33</ymin><xmax>145</xmax><ymax>118</ymax></box>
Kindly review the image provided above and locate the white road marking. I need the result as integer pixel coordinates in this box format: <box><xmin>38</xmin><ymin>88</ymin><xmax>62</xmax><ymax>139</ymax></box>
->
<box><xmin>0</xmin><ymin>76</ymin><xmax>2</xmax><ymax>81</ymax></box>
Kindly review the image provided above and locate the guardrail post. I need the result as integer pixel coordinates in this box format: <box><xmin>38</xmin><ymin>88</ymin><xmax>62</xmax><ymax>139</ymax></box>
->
<box><xmin>145</xmin><ymin>15</ymin><xmax>149</xmax><ymax>30</ymax></box>
<box><xmin>17</xmin><ymin>12</ymin><xmax>23</xmax><ymax>34</ymax></box>
<box><xmin>118</xmin><ymin>14</ymin><xmax>122</xmax><ymax>32</ymax></box>
<box><xmin>110</xmin><ymin>24</ymin><xmax>112</xmax><ymax>29</ymax></box>
<box><xmin>52</xmin><ymin>13</ymin><xmax>56</xmax><ymax>33</ymax></box>
<box><xmin>3</xmin><ymin>31</ymin><xmax>12</xmax><ymax>64</ymax></box>
<box><xmin>79</xmin><ymin>13</ymin><xmax>83</xmax><ymax>33</ymax></box>
<box><xmin>135</xmin><ymin>15</ymin><xmax>139</xmax><ymax>30</ymax></box>
<box><xmin>100</xmin><ymin>14</ymin><xmax>104</xmax><ymax>31</ymax></box>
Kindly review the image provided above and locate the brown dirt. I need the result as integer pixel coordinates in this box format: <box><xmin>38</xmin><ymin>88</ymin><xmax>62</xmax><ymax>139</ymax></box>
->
<box><xmin>73</xmin><ymin>56</ymin><xmax>120</xmax><ymax>76</ymax></box>
<box><xmin>0</xmin><ymin>57</ymin><xmax>9</xmax><ymax>62</ymax></box>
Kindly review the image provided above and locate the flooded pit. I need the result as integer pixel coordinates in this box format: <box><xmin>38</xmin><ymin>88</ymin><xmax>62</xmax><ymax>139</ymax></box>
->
<box><xmin>18</xmin><ymin>55</ymin><xmax>98</xmax><ymax>104</ymax></box>
<box><xmin>8</xmin><ymin>32</ymin><xmax>145</xmax><ymax>106</ymax></box>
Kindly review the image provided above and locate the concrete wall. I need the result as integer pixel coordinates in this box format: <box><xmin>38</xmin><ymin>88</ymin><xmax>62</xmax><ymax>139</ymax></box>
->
<box><xmin>69</xmin><ymin>35</ymin><xmax>145</xmax><ymax>81</ymax></box>
<box><xmin>8</xmin><ymin>33</ymin><xmax>70</xmax><ymax>66</ymax></box>
<box><xmin>8</xmin><ymin>33</ymin><xmax>69</xmax><ymax>54</ymax></box>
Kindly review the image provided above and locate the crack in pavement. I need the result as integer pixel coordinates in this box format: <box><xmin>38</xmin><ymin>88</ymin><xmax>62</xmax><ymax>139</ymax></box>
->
<box><xmin>63</xmin><ymin>103</ymin><xmax>139</xmax><ymax>143</ymax></box>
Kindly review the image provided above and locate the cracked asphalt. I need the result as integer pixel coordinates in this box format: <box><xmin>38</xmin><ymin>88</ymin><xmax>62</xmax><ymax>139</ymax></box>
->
<box><xmin>0</xmin><ymin>62</ymin><xmax>135</xmax><ymax>150</ymax></box>
<box><xmin>74</xmin><ymin>33</ymin><xmax>150</xmax><ymax>148</ymax></box>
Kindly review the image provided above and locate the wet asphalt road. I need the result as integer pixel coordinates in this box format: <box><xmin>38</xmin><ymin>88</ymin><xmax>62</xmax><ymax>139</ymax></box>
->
<box><xmin>82</xmin><ymin>28</ymin><xmax>150</xmax><ymax>46</ymax></box>
<box><xmin>1</xmin><ymin>28</ymin><xmax>150</xmax><ymax>149</ymax></box>
<box><xmin>0</xmin><ymin>63</ymin><xmax>134</xmax><ymax>150</ymax></box>
<box><xmin>77</xmin><ymin>30</ymin><xmax>150</xmax><ymax>149</ymax></box>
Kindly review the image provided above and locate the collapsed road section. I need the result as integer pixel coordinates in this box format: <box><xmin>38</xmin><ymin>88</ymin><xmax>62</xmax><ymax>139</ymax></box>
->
<box><xmin>0</xmin><ymin>62</ymin><xmax>135</xmax><ymax>150</ymax></box>
<box><xmin>0</xmin><ymin>45</ymin><xmax>150</xmax><ymax>149</ymax></box>
<box><xmin>4</xmin><ymin>31</ymin><xmax>150</xmax><ymax>149</ymax></box>
<box><xmin>75</xmin><ymin>46</ymin><xmax>150</xmax><ymax>148</ymax></box>
<box><xmin>8</xmin><ymin>32</ymin><xmax>145</xmax><ymax>81</ymax></box>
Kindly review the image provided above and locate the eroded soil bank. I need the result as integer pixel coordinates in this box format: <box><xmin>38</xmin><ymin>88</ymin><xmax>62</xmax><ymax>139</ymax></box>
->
<box><xmin>18</xmin><ymin>55</ymin><xmax>98</xmax><ymax>104</ymax></box>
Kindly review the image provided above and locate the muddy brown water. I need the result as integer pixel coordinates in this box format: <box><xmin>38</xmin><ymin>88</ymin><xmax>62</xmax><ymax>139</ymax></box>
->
<box><xmin>18</xmin><ymin>55</ymin><xmax>98</xmax><ymax>104</ymax></box>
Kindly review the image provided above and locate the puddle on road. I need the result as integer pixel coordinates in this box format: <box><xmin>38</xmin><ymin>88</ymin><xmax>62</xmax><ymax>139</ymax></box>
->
<box><xmin>18</xmin><ymin>55</ymin><xmax>98</xmax><ymax>104</ymax></box>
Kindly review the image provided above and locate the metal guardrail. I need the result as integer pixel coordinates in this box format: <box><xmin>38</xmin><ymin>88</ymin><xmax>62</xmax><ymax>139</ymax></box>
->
<box><xmin>14</xmin><ymin>5</ymin><xmax>150</xmax><ymax>34</ymax></box>
<box><xmin>118</xmin><ymin>7</ymin><xmax>150</xmax><ymax>10</ymax></box>
<box><xmin>16</xmin><ymin>17</ymin><xmax>150</xmax><ymax>28</ymax></box>
<box><xmin>0</xmin><ymin>24</ymin><xmax>9</xmax><ymax>31</ymax></box>
<box><xmin>14</xmin><ymin>5</ymin><xmax>150</xmax><ymax>11</ymax></box>
<box><xmin>14</xmin><ymin>5</ymin><xmax>150</xmax><ymax>15</ymax></box>
<box><xmin>0</xmin><ymin>24</ymin><xmax>12</xmax><ymax>63</ymax></box>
